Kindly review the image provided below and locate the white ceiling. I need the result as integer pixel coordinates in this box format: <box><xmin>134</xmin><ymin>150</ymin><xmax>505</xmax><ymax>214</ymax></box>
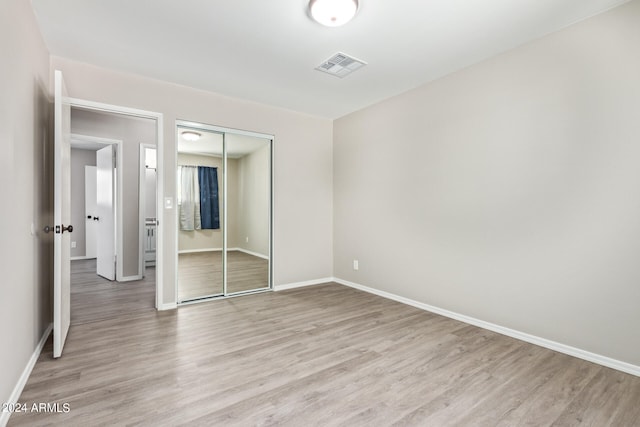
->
<box><xmin>31</xmin><ymin>0</ymin><xmax>629</xmax><ymax>119</ymax></box>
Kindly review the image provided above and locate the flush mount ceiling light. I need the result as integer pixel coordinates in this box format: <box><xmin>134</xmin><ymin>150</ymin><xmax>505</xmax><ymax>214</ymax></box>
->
<box><xmin>309</xmin><ymin>0</ymin><xmax>359</xmax><ymax>27</ymax></box>
<box><xmin>181</xmin><ymin>131</ymin><xmax>201</xmax><ymax>141</ymax></box>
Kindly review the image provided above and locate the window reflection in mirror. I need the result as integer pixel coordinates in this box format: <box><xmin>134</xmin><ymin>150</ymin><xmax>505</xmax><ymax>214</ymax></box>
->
<box><xmin>177</xmin><ymin>127</ymin><xmax>224</xmax><ymax>301</ymax></box>
<box><xmin>176</xmin><ymin>124</ymin><xmax>271</xmax><ymax>302</ymax></box>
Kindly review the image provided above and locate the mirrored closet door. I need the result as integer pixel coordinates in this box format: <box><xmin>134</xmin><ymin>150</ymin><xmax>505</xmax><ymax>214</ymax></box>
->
<box><xmin>176</xmin><ymin>122</ymin><xmax>272</xmax><ymax>303</ymax></box>
<box><xmin>226</xmin><ymin>134</ymin><xmax>271</xmax><ymax>294</ymax></box>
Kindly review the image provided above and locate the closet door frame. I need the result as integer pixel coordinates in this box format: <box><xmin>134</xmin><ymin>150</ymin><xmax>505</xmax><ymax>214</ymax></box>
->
<box><xmin>175</xmin><ymin>120</ymin><xmax>273</xmax><ymax>304</ymax></box>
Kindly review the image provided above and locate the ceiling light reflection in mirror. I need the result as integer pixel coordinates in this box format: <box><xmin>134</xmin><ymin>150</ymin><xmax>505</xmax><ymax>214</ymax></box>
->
<box><xmin>177</xmin><ymin>127</ymin><xmax>268</xmax><ymax>158</ymax></box>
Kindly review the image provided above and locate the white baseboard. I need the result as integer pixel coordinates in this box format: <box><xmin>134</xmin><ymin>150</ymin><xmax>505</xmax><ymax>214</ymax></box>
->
<box><xmin>178</xmin><ymin>248</ymin><xmax>222</xmax><ymax>254</ymax></box>
<box><xmin>70</xmin><ymin>256</ymin><xmax>94</xmax><ymax>261</ymax></box>
<box><xmin>274</xmin><ymin>277</ymin><xmax>334</xmax><ymax>291</ymax></box>
<box><xmin>119</xmin><ymin>275</ymin><xmax>143</xmax><ymax>282</ymax></box>
<box><xmin>178</xmin><ymin>248</ymin><xmax>269</xmax><ymax>260</ymax></box>
<box><xmin>230</xmin><ymin>247</ymin><xmax>269</xmax><ymax>260</ymax></box>
<box><xmin>1</xmin><ymin>323</ymin><xmax>53</xmax><ymax>426</ymax></box>
<box><xmin>333</xmin><ymin>277</ymin><xmax>640</xmax><ymax>378</ymax></box>
<box><xmin>158</xmin><ymin>303</ymin><xmax>177</xmax><ymax>311</ymax></box>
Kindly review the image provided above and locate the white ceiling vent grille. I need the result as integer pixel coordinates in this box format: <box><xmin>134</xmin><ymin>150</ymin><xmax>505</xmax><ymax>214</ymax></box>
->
<box><xmin>315</xmin><ymin>52</ymin><xmax>367</xmax><ymax>78</ymax></box>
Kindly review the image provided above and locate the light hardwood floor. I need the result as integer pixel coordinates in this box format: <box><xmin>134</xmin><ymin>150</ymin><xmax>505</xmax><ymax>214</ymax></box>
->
<box><xmin>71</xmin><ymin>259</ymin><xmax>156</xmax><ymax>325</ymax></box>
<box><xmin>10</xmin><ymin>284</ymin><xmax>640</xmax><ymax>426</ymax></box>
<box><xmin>178</xmin><ymin>250</ymin><xmax>269</xmax><ymax>301</ymax></box>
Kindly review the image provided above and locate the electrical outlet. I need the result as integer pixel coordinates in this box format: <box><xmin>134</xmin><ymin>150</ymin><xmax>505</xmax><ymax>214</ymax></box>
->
<box><xmin>71</xmin><ymin>241</ymin><xmax>77</xmax><ymax>248</ymax></box>
<box><xmin>353</xmin><ymin>260</ymin><xmax>359</xmax><ymax>271</ymax></box>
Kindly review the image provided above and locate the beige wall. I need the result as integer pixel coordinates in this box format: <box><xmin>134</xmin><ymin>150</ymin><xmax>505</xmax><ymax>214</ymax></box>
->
<box><xmin>227</xmin><ymin>157</ymin><xmax>240</xmax><ymax>249</ymax></box>
<box><xmin>70</xmin><ymin>148</ymin><xmax>96</xmax><ymax>258</ymax></box>
<box><xmin>234</xmin><ymin>144</ymin><xmax>271</xmax><ymax>257</ymax></box>
<box><xmin>70</xmin><ymin>109</ymin><xmax>157</xmax><ymax>278</ymax></box>
<box><xmin>51</xmin><ymin>56</ymin><xmax>334</xmax><ymax>303</ymax></box>
<box><xmin>334</xmin><ymin>1</ymin><xmax>640</xmax><ymax>367</ymax></box>
<box><xmin>0</xmin><ymin>0</ymin><xmax>51</xmax><ymax>411</ymax></box>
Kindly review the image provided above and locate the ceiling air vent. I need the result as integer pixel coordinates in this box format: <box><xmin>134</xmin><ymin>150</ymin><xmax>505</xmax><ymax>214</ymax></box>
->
<box><xmin>315</xmin><ymin>52</ymin><xmax>367</xmax><ymax>78</ymax></box>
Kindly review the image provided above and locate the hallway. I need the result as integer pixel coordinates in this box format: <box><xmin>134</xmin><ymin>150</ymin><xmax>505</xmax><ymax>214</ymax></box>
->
<box><xmin>71</xmin><ymin>259</ymin><xmax>155</xmax><ymax>325</ymax></box>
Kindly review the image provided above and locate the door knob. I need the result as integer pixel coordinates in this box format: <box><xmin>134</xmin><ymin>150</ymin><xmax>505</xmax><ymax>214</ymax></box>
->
<box><xmin>43</xmin><ymin>225</ymin><xmax>52</xmax><ymax>233</ymax></box>
<box><xmin>93</xmin><ymin>217</ymin><xmax>99</xmax><ymax>221</ymax></box>
<box><xmin>62</xmin><ymin>224</ymin><xmax>73</xmax><ymax>233</ymax></box>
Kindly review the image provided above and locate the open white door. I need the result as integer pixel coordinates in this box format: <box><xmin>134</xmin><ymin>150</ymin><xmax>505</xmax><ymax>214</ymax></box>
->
<box><xmin>53</xmin><ymin>70</ymin><xmax>72</xmax><ymax>358</ymax></box>
<box><xmin>85</xmin><ymin>166</ymin><xmax>97</xmax><ymax>259</ymax></box>
<box><xmin>96</xmin><ymin>145</ymin><xmax>116</xmax><ymax>280</ymax></box>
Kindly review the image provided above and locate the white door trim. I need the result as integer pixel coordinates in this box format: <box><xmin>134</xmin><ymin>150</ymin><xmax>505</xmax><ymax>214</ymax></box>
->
<box><xmin>69</xmin><ymin>99</ymin><xmax>165</xmax><ymax>310</ymax></box>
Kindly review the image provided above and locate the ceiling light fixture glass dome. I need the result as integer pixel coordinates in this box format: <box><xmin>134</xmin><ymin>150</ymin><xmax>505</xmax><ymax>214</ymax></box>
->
<box><xmin>181</xmin><ymin>131</ymin><xmax>201</xmax><ymax>141</ymax></box>
<box><xmin>309</xmin><ymin>0</ymin><xmax>359</xmax><ymax>27</ymax></box>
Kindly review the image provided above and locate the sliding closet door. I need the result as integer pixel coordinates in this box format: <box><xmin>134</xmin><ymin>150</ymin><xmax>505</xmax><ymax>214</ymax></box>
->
<box><xmin>226</xmin><ymin>134</ymin><xmax>271</xmax><ymax>295</ymax></box>
<box><xmin>176</xmin><ymin>121</ymin><xmax>272</xmax><ymax>303</ymax></box>
<box><xmin>176</xmin><ymin>127</ymin><xmax>225</xmax><ymax>302</ymax></box>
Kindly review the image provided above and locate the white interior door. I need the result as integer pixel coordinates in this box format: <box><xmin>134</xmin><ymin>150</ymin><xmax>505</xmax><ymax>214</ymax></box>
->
<box><xmin>96</xmin><ymin>145</ymin><xmax>116</xmax><ymax>280</ymax></box>
<box><xmin>85</xmin><ymin>165</ymin><xmax>97</xmax><ymax>259</ymax></box>
<box><xmin>53</xmin><ymin>70</ymin><xmax>72</xmax><ymax>358</ymax></box>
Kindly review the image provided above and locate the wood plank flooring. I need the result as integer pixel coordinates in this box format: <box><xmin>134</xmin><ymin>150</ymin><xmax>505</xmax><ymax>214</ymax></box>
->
<box><xmin>10</xmin><ymin>284</ymin><xmax>640</xmax><ymax>426</ymax></box>
<box><xmin>178</xmin><ymin>251</ymin><xmax>268</xmax><ymax>302</ymax></box>
<box><xmin>70</xmin><ymin>259</ymin><xmax>156</xmax><ymax>325</ymax></box>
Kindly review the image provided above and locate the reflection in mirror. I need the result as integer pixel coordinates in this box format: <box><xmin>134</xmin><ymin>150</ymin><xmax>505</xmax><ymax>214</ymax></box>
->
<box><xmin>176</xmin><ymin>123</ymin><xmax>272</xmax><ymax>303</ymax></box>
<box><xmin>226</xmin><ymin>134</ymin><xmax>271</xmax><ymax>294</ymax></box>
<box><xmin>177</xmin><ymin>127</ymin><xmax>224</xmax><ymax>302</ymax></box>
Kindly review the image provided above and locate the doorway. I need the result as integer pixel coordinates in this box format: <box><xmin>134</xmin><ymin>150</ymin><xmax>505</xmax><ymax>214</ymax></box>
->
<box><xmin>175</xmin><ymin>121</ymin><xmax>272</xmax><ymax>303</ymax></box>
<box><xmin>70</xmin><ymin>134</ymin><xmax>122</xmax><ymax>280</ymax></box>
<box><xmin>68</xmin><ymin>107</ymin><xmax>159</xmax><ymax>324</ymax></box>
<box><xmin>52</xmin><ymin>70</ymin><xmax>165</xmax><ymax>357</ymax></box>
